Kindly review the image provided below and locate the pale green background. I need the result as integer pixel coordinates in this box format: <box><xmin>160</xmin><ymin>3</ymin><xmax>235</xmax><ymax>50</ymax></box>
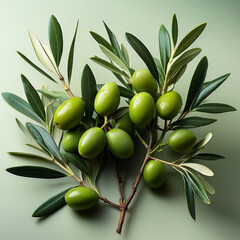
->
<box><xmin>0</xmin><ymin>0</ymin><xmax>240</xmax><ymax>239</ymax></box>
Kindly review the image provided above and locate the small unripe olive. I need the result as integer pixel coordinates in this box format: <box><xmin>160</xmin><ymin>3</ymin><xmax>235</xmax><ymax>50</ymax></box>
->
<box><xmin>53</xmin><ymin>97</ymin><xmax>85</xmax><ymax>130</ymax></box>
<box><xmin>143</xmin><ymin>160</ymin><xmax>166</xmax><ymax>188</ymax></box>
<box><xmin>65</xmin><ymin>186</ymin><xmax>99</xmax><ymax>210</ymax></box>
<box><xmin>168</xmin><ymin>129</ymin><xmax>196</xmax><ymax>153</ymax></box>
<box><xmin>114</xmin><ymin>112</ymin><xmax>134</xmax><ymax>136</ymax></box>
<box><xmin>78</xmin><ymin>127</ymin><xmax>106</xmax><ymax>159</ymax></box>
<box><xmin>62</xmin><ymin>124</ymin><xmax>87</xmax><ymax>153</ymax></box>
<box><xmin>129</xmin><ymin>92</ymin><xmax>156</xmax><ymax>128</ymax></box>
<box><xmin>156</xmin><ymin>91</ymin><xmax>182</xmax><ymax>120</ymax></box>
<box><xmin>131</xmin><ymin>69</ymin><xmax>158</xmax><ymax>96</ymax></box>
<box><xmin>106</xmin><ymin>128</ymin><xmax>134</xmax><ymax>159</ymax></box>
<box><xmin>94</xmin><ymin>82</ymin><xmax>120</xmax><ymax>116</ymax></box>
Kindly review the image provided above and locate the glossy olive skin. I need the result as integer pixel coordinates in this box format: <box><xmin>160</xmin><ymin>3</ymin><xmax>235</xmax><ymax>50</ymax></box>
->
<box><xmin>156</xmin><ymin>91</ymin><xmax>182</xmax><ymax>120</ymax></box>
<box><xmin>168</xmin><ymin>129</ymin><xmax>196</xmax><ymax>153</ymax></box>
<box><xmin>106</xmin><ymin>128</ymin><xmax>134</xmax><ymax>159</ymax></box>
<box><xmin>65</xmin><ymin>187</ymin><xmax>99</xmax><ymax>210</ymax></box>
<box><xmin>131</xmin><ymin>69</ymin><xmax>158</xmax><ymax>96</ymax></box>
<box><xmin>129</xmin><ymin>92</ymin><xmax>156</xmax><ymax>128</ymax></box>
<box><xmin>143</xmin><ymin>160</ymin><xmax>166</xmax><ymax>188</ymax></box>
<box><xmin>62</xmin><ymin>124</ymin><xmax>87</xmax><ymax>153</ymax></box>
<box><xmin>54</xmin><ymin>97</ymin><xmax>85</xmax><ymax>130</ymax></box>
<box><xmin>78</xmin><ymin>127</ymin><xmax>106</xmax><ymax>159</ymax></box>
<box><xmin>114</xmin><ymin>113</ymin><xmax>134</xmax><ymax>136</ymax></box>
<box><xmin>94</xmin><ymin>82</ymin><xmax>120</xmax><ymax>116</ymax></box>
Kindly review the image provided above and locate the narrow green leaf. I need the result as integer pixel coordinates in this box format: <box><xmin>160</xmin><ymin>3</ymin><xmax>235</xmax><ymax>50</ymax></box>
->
<box><xmin>193</xmin><ymin>74</ymin><xmax>230</xmax><ymax>108</ymax></box>
<box><xmin>112</xmin><ymin>72</ymin><xmax>128</xmax><ymax>87</ymax></box>
<box><xmin>48</xmin><ymin>15</ymin><xmax>63</xmax><ymax>66</ymax></box>
<box><xmin>32</xmin><ymin>188</ymin><xmax>70</xmax><ymax>217</ymax></box>
<box><xmin>8</xmin><ymin>152</ymin><xmax>51</xmax><ymax>161</ymax></box>
<box><xmin>90</xmin><ymin>31</ymin><xmax>115</xmax><ymax>53</ymax></box>
<box><xmin>110</xmin><ymin>107</ymin><xmax>129</xmax><ymax>120</ymax></box>
<box><xmin>167</xmin><ymin>48</ymin><xmax>201</xmax><ymax>82</ymax></box>
<box><xmin>153</xmin><ymin>58</ymin><xmax>165</xmax><ymax>87</ymax></box>
<box><xmin>62</xmin><ymin>151</ymin><xmax>89</xmax><ymax>176</ymax></box>
<box><xmin>194</xmin><ymin>103</ymin><xmax>236</xmax><ymax>114</ymax></box>
<box><xmin>91</xmin><ymin>57</ymin><xmax>129</xmax><ymax>78</ymax></box>
<box><xmin>21</xmin><ymin>74</ymin><xmax>46</xmax><ymax>121</ymax></box>
<box><xmin>38</xmin><ymin>89</ymin><xmax>69</xmax><ymax>103</ymax></box>
<box><xmin>182</xmin><ymin>173</ymin><xmax>196</xmax><ymax>220</ymax></box>
<box><xmin>103</xmin><ymin>21</ymin><xmax>122</xmax><ymax>59</ymax></box>
<box><xmin>159</xmin><ymin>24</ymin><xmax>171</xmax><ymax>72</ymax></box>
<box><xmin>99</xmin><ymin>44</ymin><xmax>130</xmax><ymax>75</ymax></box>
<box><xmin>197</xmin><ymin>175</ymin><xmax>215</xmax><ymax>194</ymax></box>
<box><xmin>171</xmin><ymin>13</ymin><xmax>178</xmax><ymax>47</ymax></box>
<box><xmin>171</xmin><ymin>116</ymin><xmax>217</xmax><ymax>128</ymax></box>
<box><xmin>193</xmin><ymin>132</ymin><xmax>212</xmax><ymax>150</ymax></box>
<box><xmin>6</xmin><ymin>166</ymin><xmax>66</xmax><ymax>179</ymax></box>
<box><xmin>185</xmin><ymin>170</ymin><xmax>210</xmax><ymax>204</ymax></box>
<box><xmin>2</xmin><ymin>92</ymin><xmax>44</xmax><ymax>124</ymax></box>
<box><xmin>167</xmin><ymin>64</ymin><xmax>187</xmax><ymax>86</ymax></box>
<box><xmin>16</xmin><ymin>118</ymin><xmax>37</xmax><ymax>142</ymax></box>
<box><xmin>67</xmin><ymin>20</ymin><xmax>79</xmax><ymax>84</ymax></box>
<box><xmin>182</xmin><ymin>163</ymin><xmax>214</xmax><ymax>176</ymax></box>
<box><xmin>17</xmin><ymin>51</ymin><xmax>57</xmax><ymax>83</ymax></box>
<box><xmin>121</xmin><ymin>43</ymin><xmax>130</xmax><ymax>67</ymax></box>
<box><xmin>28</xmin><ymin>30</ymin><xmax>61</xmax><ymax>78</ymax></box>
<box><xmin>81</xmin><ymin>64</ymin><xmax>97</xmax><ymax>124</ymax></box>
<box><xmin>125</xmin><ymin>32</ymin><xmax>159</xmax><ymax>80</ymax></box>
<box><xmin>174</xmin><ymin>23</ymin><xmax>207</xmax><ymax>58</ymax></box>
<box><xmin>184</xmin><ymin>57</ymin><xmax>208</xmax><ymax>112</ymax></box>
<box><xmin>195</xmin><ymin>153</ymin><xmax>225</xmax><ymax>161</ymax></box>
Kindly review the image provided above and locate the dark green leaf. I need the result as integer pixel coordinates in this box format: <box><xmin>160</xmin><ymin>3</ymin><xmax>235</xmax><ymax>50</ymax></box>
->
<box><xmin>171</xmin><ymin>13</ymin><xmax>178</xmax><ymax>47</ymax></box>
<box><xmin>121</xmin><ymin>43</ymin><xmax>130</xmax><ymax>67</ymax></box>
<box><xmin>67</xmin><ymin>20</ymin><xmax>79</xmax><ymax>84</ymax></box>
<box><xmin>32</xmin><ymin>188</ymin><xmax>70</xmax><ymax>217</ymax></box>
<box><xmin>111</xmin><ymin>107</ymin><xmax>129</xmax><ymax>120</ymax></box>
<box><xmin>81</xmin><ymin>64</ymin><xmax>97</xmax><ymax>124</ymax></box>
<box><xmin>125</xmin><ymin>32</ymin><xmax>159</xmax><ymax>80</ymax></box>
<box><xmin>17</xmin><ymin>51</ymin><xmax>57</xmax><ymax>83</ymax></box>
<box><xmin>153</xmin><ymin>58</ymin><xmax>165</xmax><ymax>87</ymax></box>
<box><xmin>195</xmin><ymin>153</ymin><xmax>225</xmax><ymax>161</ymax></box>
<box><xmin>171</xmin><ymin>116</ymin><xmax>217</xmax><ymax>128</ymax></box>
<box><xmin>159</xmin><ymin>24</ymin><xmax>171</xmax><ymax>72</ymax></box>
<box><xmin>174</xmin><ymin>22</ymin><xmax>207</xmax><ymax>58</ymax></box>
<box><xmin>6</xmin><ymin>166</ymin><xmax>66</xmax><ymax>178</ymax></box>
<box><xmin>90</xmin><ymin>31</ymin><xmax>115</xmax><ymax>53</ymax></box>
<box><xmin>2</xmin><ymin>92</ymin><xmax>44</xmax><ymax>124</ymax></box>
<box><xmin>194</xmin><ymin>103</ymin><xmax>236</xmax><ymax>113</ymax></box>
<box><xmin>91</xmin><ymin>57</ymin><xmax>129</xmax><ymax>78</ymax></box>
<box><xmin>103</xmin><ymin>21</ymin><xmax>123</xmax><ymax>60</ymax></box>
<box><xmin>185</xmin><ymin>170</ymin><xmax>210</xmax><ymax>204</ymax></box>
<box><xmin>184</xmin><ymin>57</ymin><xmax>208</xmax><ymax>112</ymax></box>
<box><xmin>21</xmin><ymin>74</ymin><xmax>46</xmax><ymax>121</ymax></box>
<box><xmin>193</xmin><ymin>73</ymin><xmax>230</xmax><ymax>108</ymax></box>
<box><xmin>182</xmin><ymin>173</ymin><xmax>196</xmax><ymax>220</ymax></box>
<box><xmin>27</xmin><ymin>123</ymin><xmax>62</xmax><ymax>161</ymax></box>
<box><xmin>8</xmin><ymin>152</ymin><xmax>51</xmax><ymax>161</ymax></box>
<box><xmin>38</xmin><ymin>89</ymin><xmax>69</xmax><ymax>103</ymax></box>
<box><xmin>112</xmin><ymin>72</ymin><xmax>128</xmax><ymax>88</ymax></box>
<box><xmin>48</xmin><ymin>15</ymin><xmax>63</xmax><ymax>66</ymax></box>
<box><xmin>62</xmin><ymin>151</ymin><xmax>90</xmax><ymax>176</ymax></box>
<box><xmin>167</xmin><ymin>48</ymin><xmax>201</xmax><ymax>82</ymax></box>
<box><xmin>168</xmin><ymin>64</ymin><xmax>187</xmax><ymax>86</ymax></box>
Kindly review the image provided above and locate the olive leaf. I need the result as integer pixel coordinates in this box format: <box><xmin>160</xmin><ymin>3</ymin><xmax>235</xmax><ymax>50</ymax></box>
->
<box><xmin>197</xmin><ymin>174</ymin><xmax>215</xmax><ymax>195</ymax></box>
<box><xmin>167</xmin><ymin>64</ymin><xmax>187</xmax><ymax>86</ymax></box>
<box><xmin>194</xmin><ymin>153</ymin><xmax>225</xmax><ymax>161</ymax></box>
<box><xmin>181</xmin><ymin>163</ymin><xmax>214</xmax><ymax>176</ymax></box>
<box><xmin>153</xmin><ymin>58</ymin><xmax>165</xmax><ymax>87</ymax></box>
<box><xmin>8</xmin><ymin>152</ymin><xmax>51</xmax><ymax>161</ymax></box>
<box><xmin>67</xmin><ymin>20</ymin><xmax>79</xmax><ymax>85</ymax></box>
<box><xmin>194</xmin><ymin>103</ymin><xmax>236</xmax><ymax>114</ymax></box>
<box><xmin>81</xmin><ymin>64</ymin><xmax>97</xmax><ymax>124</ymax></box>
<box><xmin>32</xmin><ymin>188</ymin><xmax>71</xmax><ymax>217</ymax></box>
<box><xmin>171</xmin><ymin>13</ymin><xmax>178</xmax><ymax>47</ymax></box>
<box><xmin>6</xmin><ymin>166</ymin><xmax>67</xmax><ymax>179</ymax></box>
<box><xmin>48</xmin><ymin>15</ymin><xmax>63</xmax><ymax>67</ymax></box>
<box><xmin>38</xmin><ymin>88</ymin><xmax>69</xmax><ymax>103</ymax></box>
<box><xmin>111</xmin><ymin>107</ymin><xmax>129</xmax><ymax>120</ymax></box>
<box><xmin>121</xmin><ymin>43</ymin><xmax>130</xmax><ymax>68</ymax></box>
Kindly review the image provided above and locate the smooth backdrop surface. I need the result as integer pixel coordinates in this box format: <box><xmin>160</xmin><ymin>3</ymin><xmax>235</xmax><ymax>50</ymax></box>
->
<box><xmin>0</xmin><ymin>0</ymin><xmax>239</xmax><ymax>240</ymax></box>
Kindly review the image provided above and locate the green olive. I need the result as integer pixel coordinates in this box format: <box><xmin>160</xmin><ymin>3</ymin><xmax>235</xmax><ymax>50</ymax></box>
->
<box><xmin>106</xmin><ymin>128</ymin><xmax>134</xmax><ymax>159</ymax></box>
<box><xmin>53</xmin><ymin>97</ymin><xmax>85</xmax><ymax>130</ymax></box>
<box><xmin>131</xmin><ymin>69</ymin><xmax>158</xmax><ymax>96</ymax></box>
<box><xmin>65</xmin><ymin>186</ymin><xmax>99</xmax><ymax>210</ymax></box>
<box><xmin>156</xmin><ymin>91</ymin><xmax>182</xmax><ymax>120</ymax></box>
<box><xmin>143</xmin><ymin>160</ymin><xmax>166</xmax><ymax>188</ymax></box>
<box><xmin>62</xmin><ymin>124</ymin><xmax>87</xmax><ymax>153</ymax></box>
<box><xmin>114</xmin><ymin>112</ymin><xmax>134</xmax><ymax>136</ymax></box>
<box><xmin>168</xmin><ymin>129</ymin><xmax>196</xmax><ymax>153</ymax></box>
<box><xmin>129</xmin><ymin>92</ymin><xmax>156</xmax><ymax>128</ymax></box>
<box><xmin>94</xmin><ymin>82</ymin><xmax>120</xmax><ymax>116</ymax></box>
<box><xmin>78</xmin><ymin>127</ymin><xmax>106</xmax><ymax>159</ymax></box>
